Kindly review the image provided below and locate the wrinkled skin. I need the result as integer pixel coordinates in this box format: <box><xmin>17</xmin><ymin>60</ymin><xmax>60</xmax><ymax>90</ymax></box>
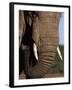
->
<box><xmin>19</xmin><ymin>11</ymin><xmax>61</xmax><ymax>78</ymax></box>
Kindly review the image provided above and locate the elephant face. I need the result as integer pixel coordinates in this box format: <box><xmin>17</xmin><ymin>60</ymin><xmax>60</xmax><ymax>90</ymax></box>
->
<box><xmin>19</xmin><ymin>11</ymin><xmax>61</xmax><ymax>78</ymax></box>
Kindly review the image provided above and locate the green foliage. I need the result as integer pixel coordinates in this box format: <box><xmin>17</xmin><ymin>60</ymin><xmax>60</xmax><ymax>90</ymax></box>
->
<box><xmin>49</xmin><ymin>45</ymin><xmax>64</xmax><ymax>73</ymax></box>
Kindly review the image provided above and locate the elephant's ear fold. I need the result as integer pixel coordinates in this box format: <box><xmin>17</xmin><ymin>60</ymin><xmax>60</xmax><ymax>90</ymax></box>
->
<box><xmin>32</xmin><ymin>17</ymin><xmax>40</xmax><ymax>48</ymax></box>
<box><xmin>19</xmin><ymin>11</ymin><xmax>25</xmax><ymax>47</ymax></box>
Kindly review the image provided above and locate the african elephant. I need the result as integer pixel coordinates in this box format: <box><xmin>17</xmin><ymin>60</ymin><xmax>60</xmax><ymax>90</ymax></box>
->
<box><xmin>19</xmin><ymin>11</ymin><xmax>61</xmax><ymax>78</ymax></box>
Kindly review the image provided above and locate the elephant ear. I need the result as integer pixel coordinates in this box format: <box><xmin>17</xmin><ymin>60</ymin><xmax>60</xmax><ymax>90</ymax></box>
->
<box><xmin>19</xmin><ymin>11</ymin><xmax>25</xmax><ymax>47</ymax></box>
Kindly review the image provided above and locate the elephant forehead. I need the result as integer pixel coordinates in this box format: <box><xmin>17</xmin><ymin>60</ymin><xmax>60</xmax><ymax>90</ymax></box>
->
<box><xmin>39</xmin><ymin>11</ymin><xmax>61</xmax><ymax>18</ymax></box>
<box><xmin>39</xmin><ymin>11</ymin><xmax>61</xmax><ymax>24</ymax></box>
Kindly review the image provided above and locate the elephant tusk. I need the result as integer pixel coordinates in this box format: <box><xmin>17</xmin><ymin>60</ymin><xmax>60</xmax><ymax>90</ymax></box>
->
<box><xmin>57</xmin><ymin>46</ymin><xmax>63</xmax><ymax>61</ymax></box>
<box><xmin>33</xmin><ymin>43</ymin><xmax>38</xmax><ymax>61</ymax></box>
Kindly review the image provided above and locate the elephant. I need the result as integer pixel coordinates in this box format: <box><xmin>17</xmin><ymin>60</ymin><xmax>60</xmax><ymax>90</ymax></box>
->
<box><xmin>19</xmin><ymin>11</ymin><xmax>61</xmax><ymax>78</ymax></box>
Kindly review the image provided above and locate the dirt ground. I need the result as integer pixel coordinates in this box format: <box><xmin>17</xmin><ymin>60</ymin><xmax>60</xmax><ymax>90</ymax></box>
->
<box><xmin>44</xmin><ymin>72</ymin><xmax>64</xmax><ymax>78</ymax></box>
<box><xmin>19</xmin><ymin>71</ymin><xmax>64</xmax><ymax>79</ymax></box>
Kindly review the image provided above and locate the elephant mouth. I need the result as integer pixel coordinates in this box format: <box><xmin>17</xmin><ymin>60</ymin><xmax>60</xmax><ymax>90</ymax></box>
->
<box><xmin>21</xmin><ymin>43</ymin><xmax>63</xmax><ymax>68</ymax></box>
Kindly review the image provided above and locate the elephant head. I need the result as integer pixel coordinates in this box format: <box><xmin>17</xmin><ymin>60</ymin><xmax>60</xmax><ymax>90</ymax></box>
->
<box><xmin>19</xmin><ymin>11</ymin><xmax>61</xmax><ymax>78</ymax></box>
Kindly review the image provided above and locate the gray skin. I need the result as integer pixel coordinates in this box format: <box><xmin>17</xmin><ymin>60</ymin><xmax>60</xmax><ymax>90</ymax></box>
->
<box><xmin>19</xmin><ymin>11</ymin><xmax>61</xmax><ymax>78</ymax></box>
